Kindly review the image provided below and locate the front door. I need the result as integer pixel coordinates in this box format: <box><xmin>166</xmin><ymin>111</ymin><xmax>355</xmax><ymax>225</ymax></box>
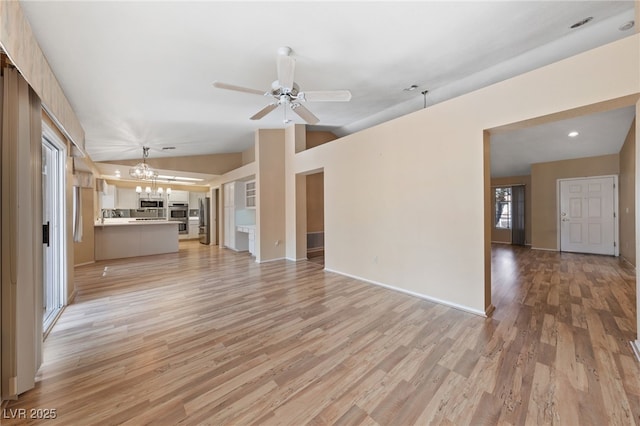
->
<box><xmin>559</xmin><ymin>176</ymin><xmax>616</xmax><ymax>255</ymax></box>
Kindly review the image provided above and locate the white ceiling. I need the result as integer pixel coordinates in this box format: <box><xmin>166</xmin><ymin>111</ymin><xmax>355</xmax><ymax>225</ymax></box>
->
<box><xmin>490</xmin><ymin>106</ymin><xmax>636</xmax><ymax>177</ymax></box>
<box><xmin>18</xmin><ymin>1</ymin><xmax>637</xmax><ymax>175</ymax></box>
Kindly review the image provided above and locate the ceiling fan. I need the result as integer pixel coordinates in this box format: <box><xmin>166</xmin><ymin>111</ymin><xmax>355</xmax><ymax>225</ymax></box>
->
<box><xmin>213</xmin><ymin>46</ymin><xmax>352</xmax><ymax>125</ymax></box>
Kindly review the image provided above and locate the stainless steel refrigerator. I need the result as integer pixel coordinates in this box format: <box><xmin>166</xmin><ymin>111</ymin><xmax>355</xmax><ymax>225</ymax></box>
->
<box><xmin>199</xmin><ymin>197</ymin><xmax>210</xmax><ymax>245</ymax></box>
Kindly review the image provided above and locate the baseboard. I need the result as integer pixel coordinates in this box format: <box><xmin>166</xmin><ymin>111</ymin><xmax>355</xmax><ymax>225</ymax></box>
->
<box><xmin>74</xmin><ymin>260</ymin><xmax>95</xmax><ymax>267</ymax></box>
<box><xmin>631</xmin><ymin>340</ymin><xmax>640</xmax><ymax>362</ymax></box>
<box><xmin>67</xmin><ymin>289</ymin><xmax>78</xmax><ymax>304</ymax></box>
<box><xmin>490</xmin><ymin>241</ymin><xmax>511</xmax><ymax>245</ymax></box>
<box><xmin>485</xmin><ymin>304</ymin><xmax>496</xmax><ymax>317</ymax></box>
<box><xmin>285</xmin><ymin>257</ymin><xmax>308</xmax><ymax>262</ymax></box>
<box><xmin>620</xmin><ymin>256</ymin><xmax>636</xmax><ymax>270</ymax></box>
<box><xmin>256</xmin><ymin>257</ymin><xmax>286</xmax><ymax>264</ymax></box>
<box><xmin>307</xmin><ymin>249</ymin><xmax>324</xmax><ymax>258</ymax></box>
<box><xmin>324</xmin><ymin>268</ymin><xmax>487</xmax><ymax>317</ymax></box>
<box><xmin>530</xmin><ymin>247</ymin><xmax>559</xmax><ymax>252</ymax></box>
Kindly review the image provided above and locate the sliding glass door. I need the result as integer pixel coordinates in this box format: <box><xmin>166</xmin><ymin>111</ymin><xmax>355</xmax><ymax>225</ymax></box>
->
<box><xmin>42</xmin><ymin>135</ymin><xmax>65</xmax><ymax>333</ymax></box>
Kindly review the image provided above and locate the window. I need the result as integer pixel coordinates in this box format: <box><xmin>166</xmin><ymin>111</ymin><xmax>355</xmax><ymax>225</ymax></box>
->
<box><xmin>495</xmin><ymin>187</ymin><xmax>512</xmax><ymax>229</ymax></box>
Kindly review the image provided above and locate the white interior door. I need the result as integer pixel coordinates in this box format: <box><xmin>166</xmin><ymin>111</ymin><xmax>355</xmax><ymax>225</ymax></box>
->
<box><xmin>559</xmin><ymin>176</ymin><xmax>617</xmax><ymax>255</ymax></box>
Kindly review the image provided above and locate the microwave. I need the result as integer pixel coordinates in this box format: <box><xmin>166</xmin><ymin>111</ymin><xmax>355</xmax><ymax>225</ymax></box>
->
<box><xmin>139</xmin><ymin>199</ymin><xmax>164</xmax><ymax>208</ymax></box>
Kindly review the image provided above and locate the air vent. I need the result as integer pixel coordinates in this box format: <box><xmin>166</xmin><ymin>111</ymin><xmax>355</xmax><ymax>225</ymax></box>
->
<box><xmin>570</xmin><ymin>17</ymin><xmax>593</xmax><ymax>29</ymax></box>
<box><xmin>162</xmin><ymin>146</ymin><xmax>176</xmax><ymax>150</ymax></box>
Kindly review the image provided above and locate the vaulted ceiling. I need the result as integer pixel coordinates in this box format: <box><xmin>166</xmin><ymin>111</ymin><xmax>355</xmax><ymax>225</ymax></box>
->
<box><xmin>19</xmin><ymin>1</ymin><xmax>637</xmax><ymax>176</ymax></box>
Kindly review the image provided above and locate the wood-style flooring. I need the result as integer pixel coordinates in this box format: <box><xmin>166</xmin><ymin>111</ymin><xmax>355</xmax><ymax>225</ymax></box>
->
<box><xmin>4</xmin><ymin>242</ymin><xmax>640</xmax><ymax>425</ymax></box>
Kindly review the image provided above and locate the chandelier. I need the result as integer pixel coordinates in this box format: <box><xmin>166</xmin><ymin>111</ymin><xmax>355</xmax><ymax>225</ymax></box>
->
<box><xmin>129</xmin><ymin>146</ymin><xmax>158</xmax><ymax>180</ymax></box>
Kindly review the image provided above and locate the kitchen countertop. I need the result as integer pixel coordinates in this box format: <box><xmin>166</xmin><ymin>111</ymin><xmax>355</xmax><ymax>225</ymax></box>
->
<box><xmin>95</xmin><ymin>219</ymin><xmax>179</xmax><ymax>227</ymax></box>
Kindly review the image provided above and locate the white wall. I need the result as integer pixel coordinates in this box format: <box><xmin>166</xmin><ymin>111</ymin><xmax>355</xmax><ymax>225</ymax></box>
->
<box><xmin>288</xmin><ymin>34</ymin><xmax>640</xmax><ymax>315</ymax></box>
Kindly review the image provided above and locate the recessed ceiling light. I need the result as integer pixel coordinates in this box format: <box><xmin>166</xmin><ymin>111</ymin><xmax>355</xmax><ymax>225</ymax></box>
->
<box><xmin>570</xmin><ymin>17</ymin><xmax>593</xmax><ymax>29</ymax></box>
<box><xmin>568</xmin><ymin>131</ymin><xmax>579</xmax><ymax>138</ymax></box>
<box><xmin>403</xmin><ymin>84</ymin><xmax>418</xmax><ymax>92</ymax></box>
<box><xmin>619</xmin><ymin>21</ymin><xmax>635</xmax><ymax>31</ymax></box>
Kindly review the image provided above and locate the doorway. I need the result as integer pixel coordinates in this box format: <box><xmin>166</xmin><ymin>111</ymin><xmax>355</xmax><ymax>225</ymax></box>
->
<box><xmin>42</xmin><ymin>128</ymin><xmax>66</xmax><ymax>334</ymax></box>
<box><xmin>306</xmin><ymin>171</ymin><xmax>324</xmax><ymax>266</ymax></box>
<box><xmin>558</xmin><ymin>175</ymin><xmax>617</xmax><ymax>256</ymax></box>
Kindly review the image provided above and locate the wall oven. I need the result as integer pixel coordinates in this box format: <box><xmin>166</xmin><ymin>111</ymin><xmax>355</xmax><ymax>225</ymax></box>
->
<box><xmin>169</xmin><ymin>203</ymin><xmax>189</xmax><ymax>234</ymax></box>
<box><xmin>169</xmin><ymin>207</ymin><xmax>188</xmax><ymax>220</ymax></box>
<box><xmin>176</xmin><ymin>222</ymin><xmax>187</xmax><ymax>234</ymax></box>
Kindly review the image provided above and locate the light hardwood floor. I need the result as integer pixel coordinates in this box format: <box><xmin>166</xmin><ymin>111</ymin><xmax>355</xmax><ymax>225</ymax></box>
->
<box><xmin>4</xmin><ymin>242</ymin><xmax>640</xmax><ymax>424</ymax></box>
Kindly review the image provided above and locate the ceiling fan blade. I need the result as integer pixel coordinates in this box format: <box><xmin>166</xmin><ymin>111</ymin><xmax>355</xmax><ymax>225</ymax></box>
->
<box><xmin>290</xmin><ymin>103</ymin><xmax>319</xmax><ymax>125</ymax></box>
<box><xmin>300</xmin><ymin>90</ymin><xmax>352</xmax><ymax>102</ymax></box>
<box><xmin>277</xmin><ymin>54</ymin><xmax>295</xmax><ymax>91</ymax></box>
<box><xmin>213</xmin><ymin>81</ymin><xmax>267</xmax><ymax>96</ymax></box>
<box><xmin>250</xmin><ymin>103</ymin><xmax>278</xmax><ymax>120</ymax></box>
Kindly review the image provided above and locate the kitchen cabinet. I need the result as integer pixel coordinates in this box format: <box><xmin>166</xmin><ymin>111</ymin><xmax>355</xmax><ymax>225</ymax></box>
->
<box><xmin>100</xmin><ymin>183</ymin><xmax>117</xmax><ymax>209</ymax></box>
<box><xmin>170</xmin><ymin>190</ymin><xmax>189</xmax><ymax>203</ymax></box>
<box><xmin>223</xmin><ymin>182</ymin><xmax>250</xmax><ymax>251</ymax></box>
<box><xmin>224</xmin><ymin>182</ymin><xmax>242</xmax><ymax>208</ymax></box>
<box><xmin>95</xmin><ymin>220</ymin><xmax>179</xmax><ymax>260</ymax></box>
<box><xmin>116</xmin><ymin>187</ymin><xmax>138</xmax><ymax>209</ymax></box>
<box><xmin>223</xmin><ymin>183</ymin><xmax>235</xmax><ymax>248</ymax></box>
<box><xmin>245</xmin><ymin>180</ymin><xmax>256</xmax><ymax>209</ymax></box>
<box><xmin>237</xmin><ymin>225</ymin><xmax>255</xmax><ymax>256</ymax></box>
<box><xmin>189</xmin><ymin>191</ymin><xmax>207</xmax><ymax>209</ymax></box>
<box><xmin>188</xmin><ymin>218</ymin><xmax>199</xmax><ymax>239</ymax></box>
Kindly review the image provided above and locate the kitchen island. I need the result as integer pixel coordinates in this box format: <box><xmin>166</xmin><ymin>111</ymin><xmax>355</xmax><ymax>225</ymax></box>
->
<box><xmin>94</xmin><ymin>219</ymin><xmax>180</xmax><ymax>260</ymax></box>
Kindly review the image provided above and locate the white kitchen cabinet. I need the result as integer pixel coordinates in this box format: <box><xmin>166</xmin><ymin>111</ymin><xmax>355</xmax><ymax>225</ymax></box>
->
<box><xmin>224</xmin><ymin>206</ymin><xmax>235</xmax><ymax>248</ymax></box>
<box><xmin>100</xmin><ymin>183</ymin><xmax>116</xmax><ymax>209</ymax></box>
<box><xmin>170</xmin><ymin>190</ymin><xmax>189</xmax><ymax>203</ymax></box>
<box><xmin>189</xmin><ymin>191</ymin><xmax>207</xmax><ymax>210</ymax></box>
<box><xmin>223</xmin><ymin>182</ymin><xmax>234</xmax><ymax>247</ymax></box>
<box><xmin>116</xmin><ymin>187</ymin><xmax>138</xmax><ymax>209</ymax></box>
<box><xmin>223</xmin><ymin>182</ymin><xmax>251</xmax><ymax>250</ymax></box>
<box><xmin>248</xmin><ymin>228</ymin><xmax>255</xmax><ymax>255</ymax></box>
<box><xmin>245</xmin><ymin>180</ymin><xmax>256</xmax><ymax>209</ymax></box>
<box><xmin>188</xmin><ymin>219</ymin><xmax>199</xmax><ymax>239</ymax></box>
<box><xmin>224</xmin><ymin>182</ymin><xmax>235</xmax><ymax>207</ymax></box>
<box><xmin>237</xmin><ymin>225</ymin><xmax>255</xmax><ymax>256</ymax></box>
